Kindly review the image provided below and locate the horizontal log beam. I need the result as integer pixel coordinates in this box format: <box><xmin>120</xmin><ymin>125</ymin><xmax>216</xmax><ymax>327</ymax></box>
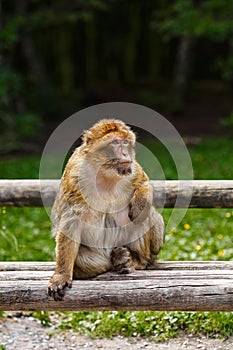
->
<box><xmin>1</xmin><ymin>261</ymin><xmax>233</xmax><ymax>311</ymax></box>
<box><xmin>0</xmin><ymin>179</ymin><xmax>232</xmax><ymax>208</ymax></box>
<box><xmin>0</xmin><ymin>180</ymin><xmax>58</xmax><ymax>207</ymax></box>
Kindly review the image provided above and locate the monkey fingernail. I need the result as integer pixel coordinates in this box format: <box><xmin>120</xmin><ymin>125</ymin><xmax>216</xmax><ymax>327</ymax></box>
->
<box><xmin>67</xmin><ymin>280</ymin><xmax>72</xmax><ymax>289</ymax></box>
<box><xmin>57</xmin><ymin>286</ymin><xmax>65</xmax><ymax>296</ymax></box>
<box><xmin>53</xmin><ymin>292</ymin><xmax>63</xmax><ymax>301</ymax></box>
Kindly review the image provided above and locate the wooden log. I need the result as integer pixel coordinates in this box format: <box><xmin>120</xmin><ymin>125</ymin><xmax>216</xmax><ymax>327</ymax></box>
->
<box><xmin>0</xmin><ymin>180</ymin><xmax>59</xmax><ymax>207</ymax></box>
<box><xmin>1</xmin><ymin>261</ymin><xmax>233</xmax><ymax>272</ymax></box>
<box><xmin>0</xmin><ymin>179</ymin><xmax>233</xmax><ymax>208</ymax></box>
<box><xmin>1</xmin><ymin>261</ymin><xmax>233</xmax><ymax>311</ymax></box>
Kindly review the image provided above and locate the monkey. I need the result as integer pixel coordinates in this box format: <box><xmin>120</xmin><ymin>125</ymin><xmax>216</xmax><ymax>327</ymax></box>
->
<box><xmin>48</xmin><ymin>119</ymin><xmax>164</xmax><ymax>300</ymax></box>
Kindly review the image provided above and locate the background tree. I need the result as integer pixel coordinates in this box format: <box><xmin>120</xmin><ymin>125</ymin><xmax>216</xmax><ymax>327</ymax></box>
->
<box><xmin>152</xmin><ymin>0</ymin><xmax>233</xmax><ymax>104</ymax></box>
<box><xmin>0</xmin><ymin>0</ymin><xmax>232</xmax><ymax>154</ymax></box>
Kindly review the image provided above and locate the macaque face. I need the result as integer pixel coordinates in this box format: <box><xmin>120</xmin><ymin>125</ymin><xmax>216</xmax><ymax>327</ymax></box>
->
<box><xmin>106</xmin><ymin>137</ymin><xmax>133</xmax><ymax>175</ymax></box>
<box><xmin>96</xmin><ymin>135</ymin><xmax>134</xmax><ymax>176</ymax></box>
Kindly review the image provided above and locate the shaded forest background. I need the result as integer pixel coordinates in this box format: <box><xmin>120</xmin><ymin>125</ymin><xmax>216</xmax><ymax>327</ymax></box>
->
<box><xmin>0</xmin><ymin>0</ymin><xmax>233</xmax><ymax>154</ymax></box>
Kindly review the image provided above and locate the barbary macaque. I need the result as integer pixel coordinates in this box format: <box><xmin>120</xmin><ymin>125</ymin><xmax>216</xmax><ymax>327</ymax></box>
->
<box><xmin>48</xmin><ymin>119</ymin><xmax>164</xmax><ymax>300</ymax></box>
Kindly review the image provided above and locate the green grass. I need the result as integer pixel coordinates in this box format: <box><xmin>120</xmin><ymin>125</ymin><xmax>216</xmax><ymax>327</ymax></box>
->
<box><xmin>0</xmin><ymin>155</ymin><xmax>40</xmax><ymax>179</ymax></box>
<box><xmin>0</xmin><ymin>207</ymin><xmax>54</xmax><ymax>261</ymax></box>
<box><xmin>0</xmin><ymin>137</ymin><xmax>233</xmax><ymax>340</ymax></box>
<box><xmin>143</xmin><ymin>137</ymin><xmax>233</xmax><ymax>180</ymax></box>
<box><xmin>189</xmin><ymin>138</ymin><xmax>233</xmax><ymax>179</ymax></box>
<box><xmin>162</xmin><ymin>208</ymin><xmax>233</xmax><ymax>261</ymax></box>
<box><xmin>0</xmin><ymin>155</ymin><xmax>55</xmax><ymax>261</ymax></box>
<box><xmin>57</xmin><ymin>310</ymin><xmax>233</xmax><ymax>340</ymax></box>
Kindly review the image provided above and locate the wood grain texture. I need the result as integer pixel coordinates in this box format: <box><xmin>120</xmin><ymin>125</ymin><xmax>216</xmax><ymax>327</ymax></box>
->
<box><xmin>1</xmin><ymin>261</ymin><xmax>233</xmax><ymax>311</ymax></box>
<box><xmin>0</xmin><ymin>179</ymin><xmax>233</xmax><ymax>207</ymax></box>
<box><xmin>1</xmin><ymin>179</ymin><xmax>232</xmax><ymax>311</ymax></box>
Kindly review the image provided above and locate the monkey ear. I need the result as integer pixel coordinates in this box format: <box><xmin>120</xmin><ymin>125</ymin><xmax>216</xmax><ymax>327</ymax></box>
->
<box><xmin>82</xmin><ymin>130</ymin><xmax>93</xmax><ymax>145</ymax></box>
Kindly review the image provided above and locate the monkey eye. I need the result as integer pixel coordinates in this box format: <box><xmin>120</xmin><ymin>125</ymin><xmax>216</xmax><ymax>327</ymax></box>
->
<box><xmin>123</xmin><ymin>139</ymin><xmax>129</xmax><ymax>145</ymax></box>
<box><xmin>111</xmin><ymin>139</ymin><xmax>120</xmax><ymax>145</ymax></box>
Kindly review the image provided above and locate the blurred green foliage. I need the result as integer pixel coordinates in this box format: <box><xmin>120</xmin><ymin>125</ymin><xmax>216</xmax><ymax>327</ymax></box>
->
<box><xmin>153</xmin><ymin>0</ymin><xmax>233</xmax><ymax>40</ymax></box>
<box><xmin>0</xmin><ymin>0</ymin><xmax>232</xmax><ymax>151</ymax></box>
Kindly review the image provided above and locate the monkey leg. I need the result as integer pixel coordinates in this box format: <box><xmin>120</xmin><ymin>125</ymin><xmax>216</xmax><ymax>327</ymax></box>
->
<box><xmin>126</xmin><ymin>208</ymin><xmax>165</xmax><ymax>271</ymax></box>
<box><xmin>146</xmin><ymin>209</ymin><xmax>165</xmax><ymax>269</ymax></box>
<box><xmin>48</xmin><ymin>232</ymin><xmax>79</xmax><ymax>301</ymax></box>
<box><xmin>73</xmin><ymin>246</ymin><xmax>112</xmax><ymax>279</ymax></box>
<box><xmin>111</xmin><ymin>247</ymin><xmax>135</xmax><ymax>274</ymax></box>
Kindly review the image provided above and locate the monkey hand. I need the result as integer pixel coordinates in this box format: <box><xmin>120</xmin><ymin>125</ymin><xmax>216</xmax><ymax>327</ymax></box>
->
<box><xmin>47</xmin><ymin>273</ymin><xmax>72</xmax><ymax>301</ymax></box>
<box><xmin>128</xmin><ymin>195</ymin><xmax>151</xmax><ymax>224</ymax></box>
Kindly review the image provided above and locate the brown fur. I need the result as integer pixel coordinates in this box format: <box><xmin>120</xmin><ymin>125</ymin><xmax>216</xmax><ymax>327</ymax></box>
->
<box><xmin>48</xmin><ymin>119</ymin><xmax>164</xmax><ymax>300</ymax></box>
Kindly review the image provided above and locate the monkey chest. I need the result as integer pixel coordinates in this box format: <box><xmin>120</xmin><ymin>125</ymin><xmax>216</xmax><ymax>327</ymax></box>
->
<box><xmin>83</xmin><ymin>206</ymin><xmax>131</xmax><ymax>228</ymax></box>
<box><xmin>111</xmin><ymin>208</ymin><xmax>131</xmax><ymax>226</ymax></box>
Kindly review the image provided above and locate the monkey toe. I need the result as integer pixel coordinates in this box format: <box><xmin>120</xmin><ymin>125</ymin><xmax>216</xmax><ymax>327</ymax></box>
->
<box><xmin>48</xmin><ymin>285</ymin><xmax>64</xmax><ymax>301</ymax></box>
<box><xmin>111</xmin><ymin>247</ymin><xmax>135</xmax><ymax>273</ymax></box>
<box><xmin>115</xmin><ymin>265</ymin><xmax>135</xmax><ymax>274</ymax></box>
<box><xmin>51</xmin><ymin>288</ymin><xmax>64</xmax><ymax>301</ymax></box>
<box><xmin>48</xmin><ymin>282</ymin><xmax>71</xmax><ymax>301</ymax></box>
<box><xmin>111</xmin><ymin>247</ymin><xmax>131</xmax><ymax>266</ymax></box>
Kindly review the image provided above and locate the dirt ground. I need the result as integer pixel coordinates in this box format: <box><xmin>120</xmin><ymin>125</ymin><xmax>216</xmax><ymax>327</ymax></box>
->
<box><xmin>0</xmin><ymin>313</ymin><xmax>232</xmax><ymax>350</ymax></box>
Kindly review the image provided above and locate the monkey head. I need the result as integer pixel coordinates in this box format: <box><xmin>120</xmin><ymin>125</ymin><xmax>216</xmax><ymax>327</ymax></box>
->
<box><xmin>81</xmin><ymin>119</ymin><xmax>136</xmax><ymax>177</ymax></box>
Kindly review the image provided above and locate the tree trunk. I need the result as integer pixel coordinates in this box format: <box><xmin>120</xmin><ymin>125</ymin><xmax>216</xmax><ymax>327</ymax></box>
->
<box><xmin>124</xmin><ymin>2</ymin><xmax>141</xmax><ymax>82</ymax></box>
<box><xmin>85</xmin><ymin>18</ymin><xmax>97</xmax><ymax>85</ymax></box>
<box><xmin>173</xmin><ymin>36</ymin><xmax>192</xmax><ymax>103</ymax></box>
<box><xmin>16</xmin><ymin>0</ymin><xmax>58</xmax><ymax>117</ymax></box>
<box><xmin>16</xmin><ymin>0</ymin><xmax>48</xmax><ymax>88</ymax></box>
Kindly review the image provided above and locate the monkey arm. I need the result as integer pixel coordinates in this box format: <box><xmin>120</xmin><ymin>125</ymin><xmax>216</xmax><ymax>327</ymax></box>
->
<box><xmin>48</xmin><ymin>232</ymin><xmax>79</xmax><ymax>301</ymax></box>
<box><xmin>128</xmin><ymin>162</ymin><xmax>153</xmax><ymax>224</ymax></box>
<box><xmin>128</xmin><ymin>181</ymin><xmax>153</xmax><ymax>224</ymax></box>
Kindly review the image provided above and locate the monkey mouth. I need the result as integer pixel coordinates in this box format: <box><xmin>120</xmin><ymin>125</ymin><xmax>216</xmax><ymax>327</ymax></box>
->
<box><xmin>117</xmin><ymin>166</ymin><xmax>132</xmax><ymax>175</ymax></box>
<box><xmin>105</xmin><ymin>160</ymin><xmax>132</xmax><ymax>175</ymax></box>
<box><xmin>116</xmin><ymin>162</ymin><xmax>132</xmax><ymax>175</ymax></box>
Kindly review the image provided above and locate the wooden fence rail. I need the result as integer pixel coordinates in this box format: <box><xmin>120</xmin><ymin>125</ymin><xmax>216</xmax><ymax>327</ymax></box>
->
<box><xmin>0</xmin><ymin>179</ymin><xmax>233</xmax><ymax>208</ymax></box>
<box><xmin>1</xmin><ymin>261</ymin><xmax>233</xmax><ymax>311</ymax></box>
<box><xmin>0</xmin><ymin>179</ymin><xmax>233</xmax><ymax>311</ymax></box>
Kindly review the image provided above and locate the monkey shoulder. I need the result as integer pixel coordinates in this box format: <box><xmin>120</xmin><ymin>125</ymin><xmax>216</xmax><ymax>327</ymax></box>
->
<box><xmin>131</xmin><ymin>161</ymin><xmax>150</xmax><ymax>188</ymax></box>
<box><xmin>63</xmin><ymin>147</ymin><xmax>83</xmax><ymax>177</ymax></box>
<box><xmin>58</xmin><ymin>148</ymin><xmax>85</xmax><ymax>204</ymax></box>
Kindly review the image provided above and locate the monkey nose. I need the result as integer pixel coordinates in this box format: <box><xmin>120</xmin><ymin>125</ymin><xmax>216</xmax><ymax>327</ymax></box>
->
<box><xmin>122</xmin><ymin>154</ymin><xmax>131</xmax><ymax>162</ymax></box>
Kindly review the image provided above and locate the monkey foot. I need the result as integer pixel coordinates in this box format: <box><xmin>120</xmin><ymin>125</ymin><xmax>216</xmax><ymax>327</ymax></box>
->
<box><xmin>111</xmin><ymin>247</ymin><xmax>135</xmax><ymax>274</ymax></box>
<box><xmin>47</xmin><ymin>273</ymin><xmax>72</xmax><ymax>301</ymax></box>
